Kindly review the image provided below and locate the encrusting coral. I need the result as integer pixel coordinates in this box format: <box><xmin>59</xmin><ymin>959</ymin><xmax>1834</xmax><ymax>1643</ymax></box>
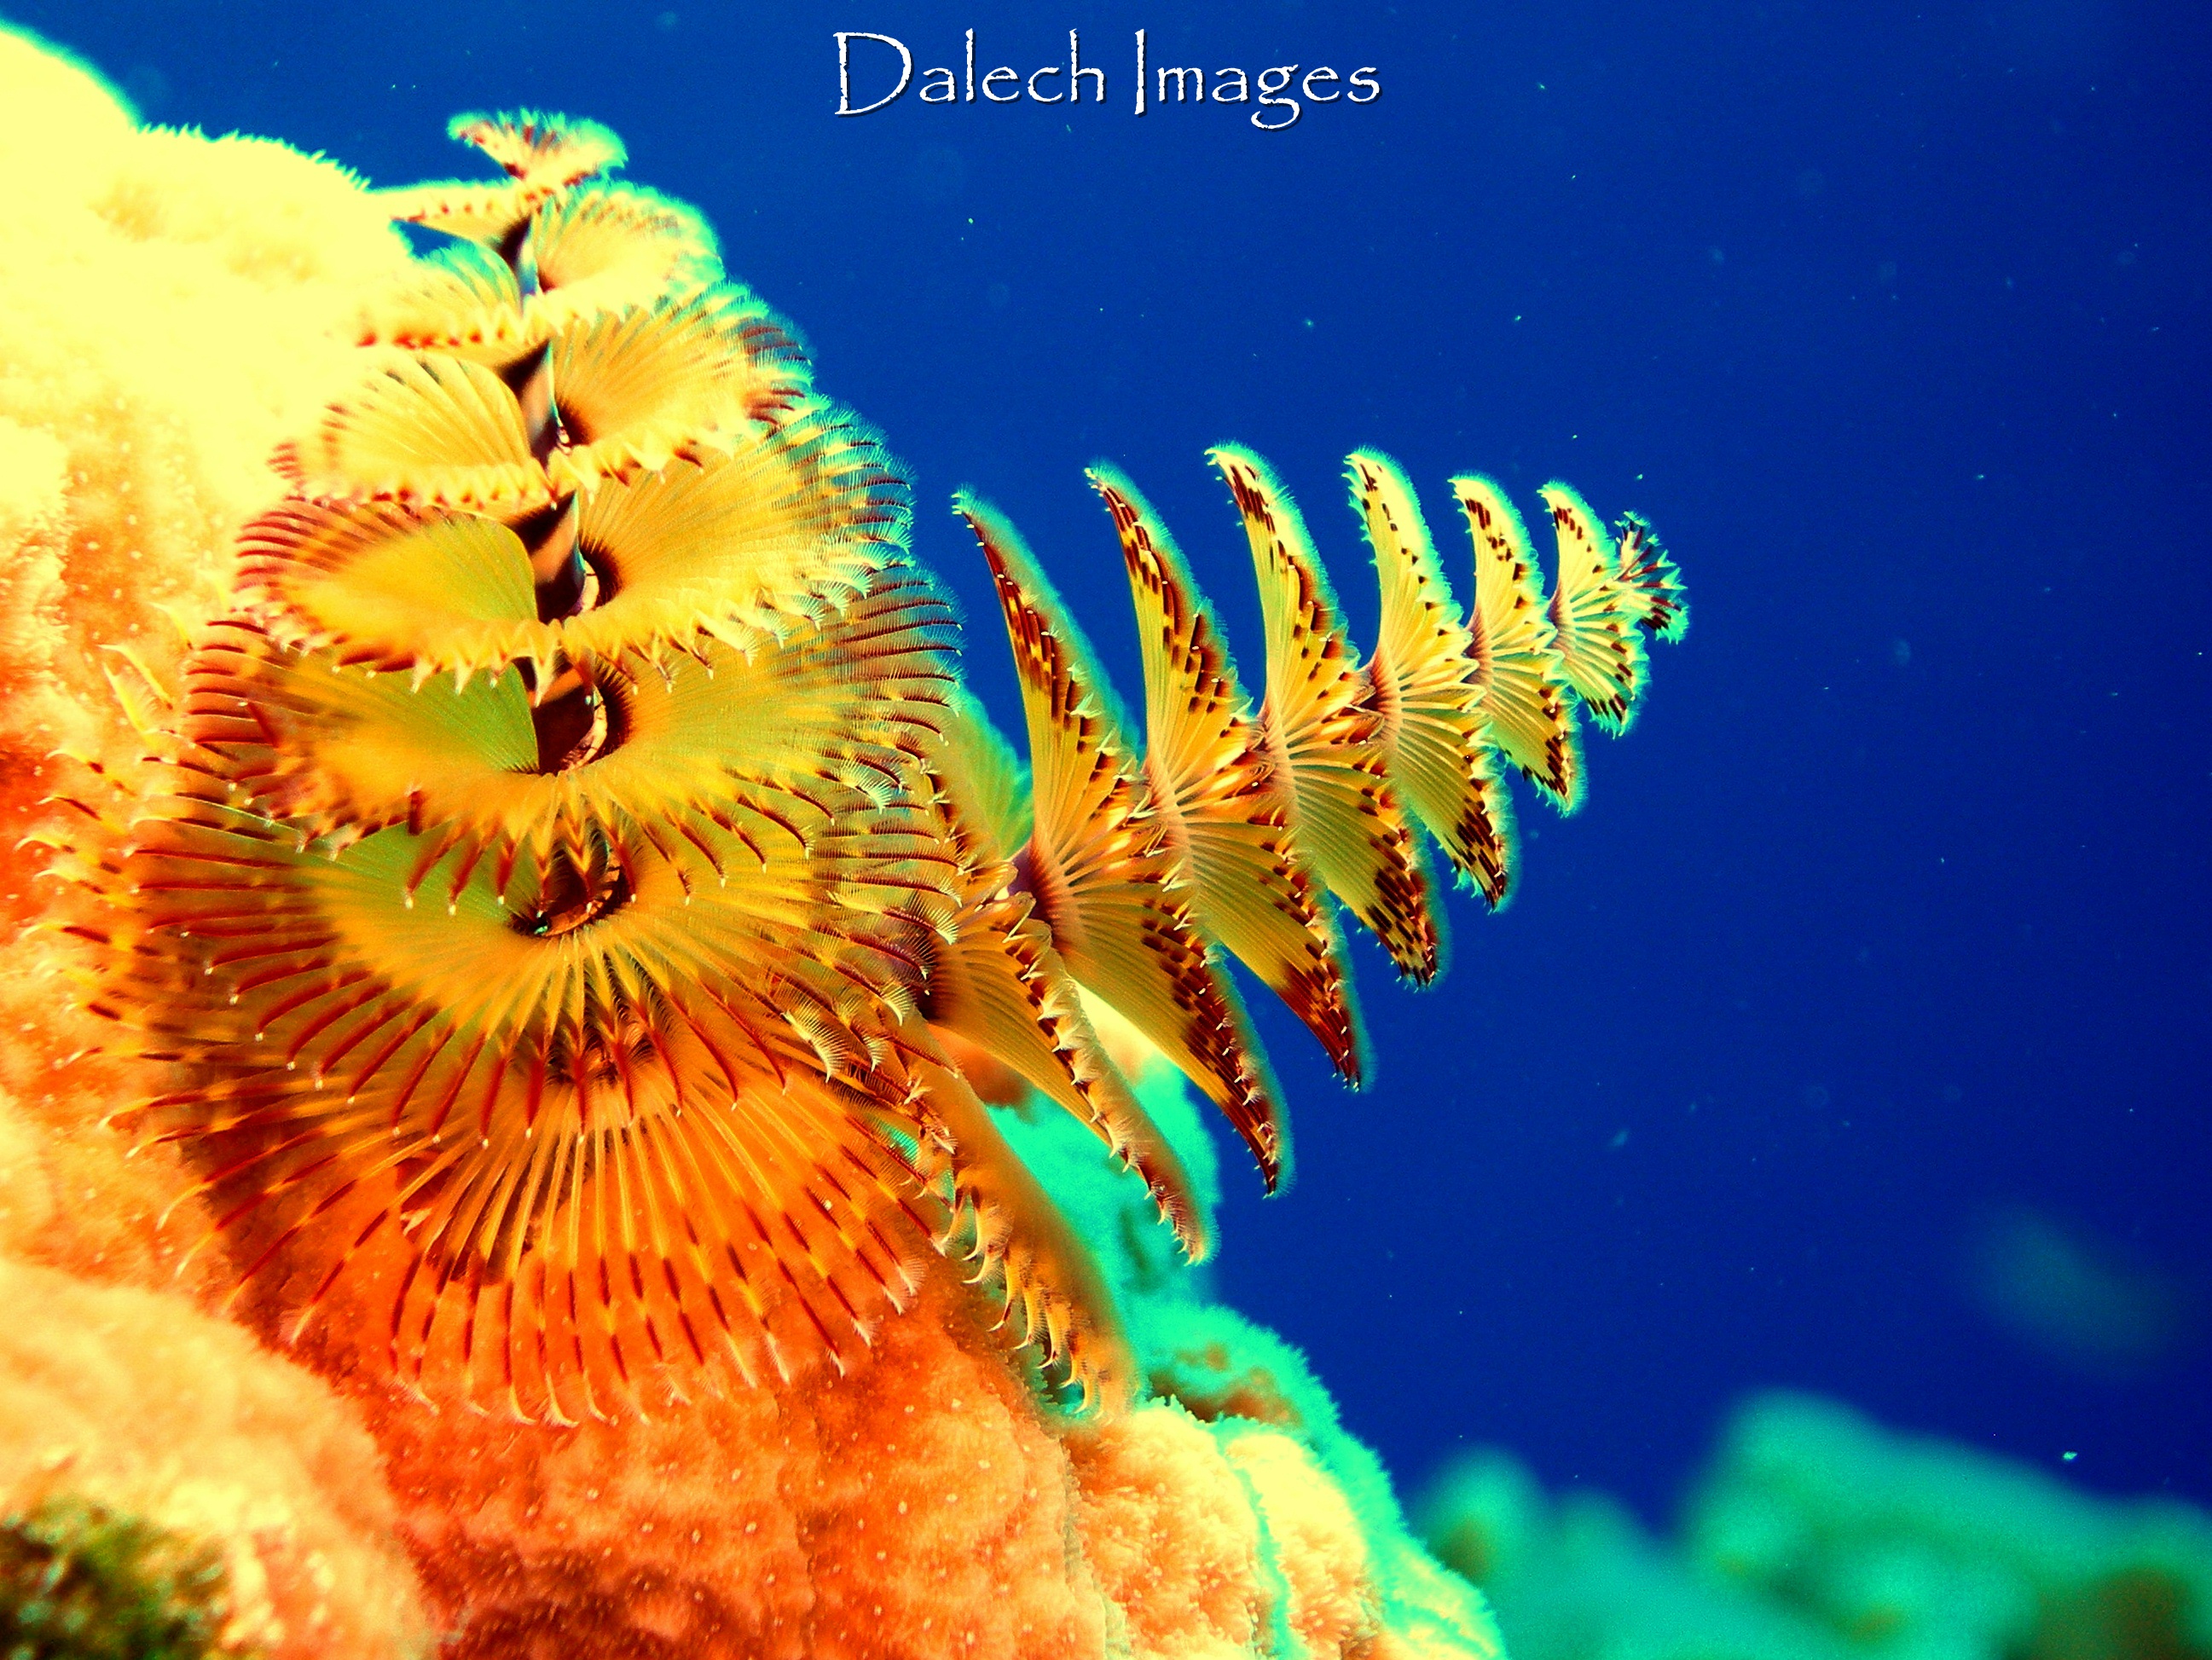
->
<box><xmin>0</xmin><ymin>29</ymin><xmax>432</xmax><ymax>1658</ymax></box>
<box><xmin>1416</xmin><ymin>1393</ymin><xmax>2212</xmax><ymax>1660</ymax></box>
<box><xmin>0</xmin><ymin>26</ymin><xmax>407</xmax><ymax>932</ymax></box>
<box><xmin>3</xmin><ymin>20</ymin><xmax>1688</xmax><ymax>1655</ymax></box>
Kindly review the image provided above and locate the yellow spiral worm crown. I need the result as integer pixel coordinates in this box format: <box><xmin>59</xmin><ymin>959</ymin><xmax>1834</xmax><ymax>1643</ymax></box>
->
<box><xmin>61</xmin><ymin>112</ymin><xmax>1687</xmax><ymax>1425</ymax></box>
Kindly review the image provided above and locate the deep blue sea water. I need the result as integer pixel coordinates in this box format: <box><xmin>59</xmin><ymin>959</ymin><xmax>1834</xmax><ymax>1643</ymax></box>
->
<box><xmin>17</xmin><ymin>0</ymin><xmax>2208</xmax><ymax>1524</ymax></box>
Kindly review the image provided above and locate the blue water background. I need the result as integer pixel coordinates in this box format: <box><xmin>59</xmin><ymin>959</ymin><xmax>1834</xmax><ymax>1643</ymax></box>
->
<box><xmin>18</xmin><ymin>0</ymin><xmax>2208</xmax><ymax>1521</ymax></box>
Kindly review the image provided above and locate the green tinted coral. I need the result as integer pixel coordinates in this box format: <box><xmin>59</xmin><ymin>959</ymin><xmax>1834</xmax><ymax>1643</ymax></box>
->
<box><xmin>1416</xmin><ymin>1394</ymin><xmax>2212</xmax><ymax>1660</ymax></box>
<box><xmin>1689</xmin><ymin>1394</ymin><xmax>2212</xmax><ymax>1660</ymax></box>
<box><xmin>0</xmin><ymin>1497</ymin><xmax>235</xmax><ymax>1660</ymax></box>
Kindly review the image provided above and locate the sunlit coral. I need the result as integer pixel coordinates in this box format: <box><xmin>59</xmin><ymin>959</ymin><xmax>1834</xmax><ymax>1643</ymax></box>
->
<box><xmin>0</xmin><ymin>26</ymin><xmax>408</xmax><ymax>927</ymax></box>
